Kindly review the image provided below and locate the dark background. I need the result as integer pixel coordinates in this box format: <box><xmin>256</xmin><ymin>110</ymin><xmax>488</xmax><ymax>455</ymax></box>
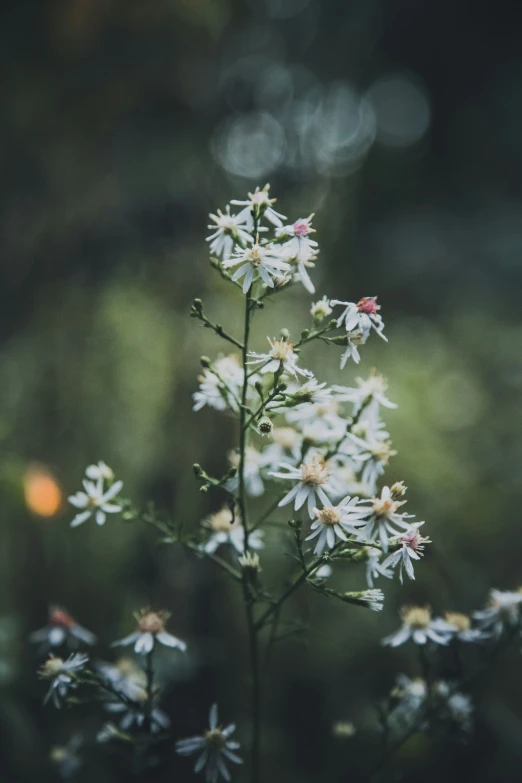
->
<box><xmin>2</xmin><ymin>0</ymin><xmax>522</xmax><ymax>781</ymax></box>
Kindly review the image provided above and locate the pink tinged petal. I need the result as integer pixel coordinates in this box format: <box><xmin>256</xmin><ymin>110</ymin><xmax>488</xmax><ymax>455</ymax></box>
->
<box><xmin>209</xmin><ymin>704</ymin><xmax>218</xmax><ymax>729</ymax></box>
<box><xmin>134</xmin><ymin>632</ymin><xmax>154</xmax><ymax>654</ymax></box>
<box><xmin>156</xmin><ymin>631</ymin><xmax>187</xmax><ymax>652</ymax></box>
<box><xmin>70</xmin><ymin>510</ymin><xmax>92</xmax><ymax>527</ymax></box>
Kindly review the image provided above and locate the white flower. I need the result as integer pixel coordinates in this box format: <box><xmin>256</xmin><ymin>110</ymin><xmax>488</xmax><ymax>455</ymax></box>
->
<box><xmin>349</xmin><ymin>485</ymin><xmax>411</xmax><ymax>551</ymax></box>
<box><xmin>364</xmin><ymin>547</ymin><xmax>394</xmax><ymax>588</ymax></box>
<box><xmin>347</xmin><ymin>433</ymin><xmax>397</xmax><ymax>496</ymax></box>
<box><xmin>202</xmin><ymin>506</ymin><xmax>264</xmax><ymax>555</ymax></box>
<box><xmin>353</xmin><ymin>589</ymin><xmax>385</xmax><ymax>612</ymax></box>
<box><xmin>39</xmin><ymin>653</ymin><xmax>89</xmax><ymax>708</ymax></box>
<box><xmin>277</xmin><ymin>216</ymin><xmax>318</xmax><ymax>294</ymax></box>
<box><xmin>441</xmin><ymin>612</ymin><xmax>485</xmax><ymax>643</ymax></box>
<box><xmin>96</xmin><ymin>657</ymin><xmax>146</xmax><ymax>701</ymax></box>
<box><xmin>473</xmin><ymin>589</ymin><xmax>522</xmax><ymax>638</ymax></box>
<box><xmin>382</xmin><ymin>523</ymin><xmax>431</xmax><ymax>582</ymax></box>
<box><xmin>285</xmin><ymin>398</ymin><xmax>346</xmax><ymax>445</ymax></box>
<box><xmin>311</xmin><ymin>296</ymin><xmax>332</xmax><ymax>323</ymax></box>
<box><xmin>85</xmin><ymin>461</ymin><xmax>114</xmax><ymax>481</ymax></box>
<box><xmin>223</xmin><ymin>242</ymin><xmax>291</xmax><ymax>294</ymax></box>
<box><xmin>331</xmin><ymin>296</ymin><xmax>387</xmax><ymax>341</ymax></box>
<box><xmin>271</xmin><ymin>455</ymin><xmax>336</xmax><ymax>517</ymax></box>
<box><xmin>392</xmin><ymin>674</ymin><xmax>428</xmax><ymax>708</ymax></box>
<box><xmin>446</xmin><ymin>690</ymin><xmax>474</xmax><ymax>731</ymax></box>
<box><xmin>305</xmin><ymin>497</ymin><xmax>370</xmax><ymax>555</ymax></box>
<box><xmin>248</xmin><ymin>337</ymin><xmax>312</xmax><ymax>379</ymax></box>
<box><xmin>231</xmin><ymin>184</ymin><xmax>286</xmax><ymax>229</ymax></box>
<box><xmin>279</xmin><ymin>378</ymin><xmax>332</xmax><ymax>408</ymax></box>
<box><xmin>176</xmin><ymin>703</ymin><xmax>242</xmax><ymax>783</ymax></box>
<box><xmin>69</xmin><ymin>472</ymin><xmax>123</xmax><ymax>528</ymax></box>
<box><xmin>106</xmin><ymin>690</ymin><xmax>170</xmax><ymax>735</ymax></box>
<box><xmin>193</xmin><ymin>355</ymin><xmax>243</xmax><ymax>413</ymax></box>
<box><xmin>339</xmin><ymin>328</ymin><xmax>368</xmax><ymax>367</ymax></box>
<box><xmin>49</xmin><ymin>735</ymin><xmax>83</xmax><ymax>779</ymax></box>
<box><xmin>29</xmin><ymin>605</ymin><xmax>96</xmax><ymax>651</ymax></box>
<box><xmin>207</xmin><ymin>206</ymin><xmax>253</xmax><ymax>259</ymax></box>
<box><xmin>260</xmin><ymin>427</ymin><xmax>302</xmax><ymax>471</ymax></box>
<box><xmin>112</xmin><ymin>610</ymin><xmax>187</xmax><ymax>655</ymax></box>
<box><xmin>332</xmin><ymin>372</ymin><xmax>397</xmax><ymax>421</ymax></box>
<box><xmin>383</xmin><ymin>606</ymin><xmax>455</xmax><ymax>647</ymax></box>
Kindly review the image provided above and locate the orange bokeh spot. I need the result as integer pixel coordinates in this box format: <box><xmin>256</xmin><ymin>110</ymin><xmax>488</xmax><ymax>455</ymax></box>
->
<box><xmin>24</xmin><ymin>466</ymin><xmax>63</xmax><ymax>517</ymax></box>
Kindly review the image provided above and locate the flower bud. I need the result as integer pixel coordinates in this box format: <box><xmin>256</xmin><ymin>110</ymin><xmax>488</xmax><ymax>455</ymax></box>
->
<box><xmin>258</xmin><ymin>417</ymin><xmax>273</xmax><ymax>436</ymax></box>
<box><xmin>200</xmin><ymin>356</ymin><xmax>212</xmax><ymax>368</ymax></box>
<box><xmin>390</xmin><ymin>481</ymin><xmax>407</xmax><ymax>499</ymax></box>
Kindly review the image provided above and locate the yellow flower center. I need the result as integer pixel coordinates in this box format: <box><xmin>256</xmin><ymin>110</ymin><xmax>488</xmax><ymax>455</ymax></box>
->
<box><xmin>315</xmin><ymin>507</ymin><xmax>341</xmax><ymax>526</ymax></box>
<box><xmin>205</xmin><ymin>729</ymin><xmax>227</xmax><ymax>749</ymax></box>
<box><xmin>269</xmin><ymin>339</ymin><xmax>294</xmax><ymax>362</ymax></box>
<box><xmin>401</xmin><ymin>606</ymin><xmax>431</xmax><ymax>629</ymax></box>
<box><xmin>445</xmin><ymin>612</ymin><xmax>471</xmax><ymax>632</ymax></box>
<box><xmin>136</xmin><ymin>610</ymin><xmax>169</xmax><ymax>635</ymax></box>
<box><xmin>300</xmin><ymin>459</ymin><xmax>328</xmax><ymax>486</ymax></box>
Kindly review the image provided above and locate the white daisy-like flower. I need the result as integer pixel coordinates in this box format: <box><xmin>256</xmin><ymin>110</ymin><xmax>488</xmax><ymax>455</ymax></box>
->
<box><xmin>338</xmin><ymin>328</ymin><xmax>368</xmax><ymax>367</ymax></box>
<box><xmin>207</xmin><ymin>206</ymin><xmax>253</xmax><ymax>259</ymax></box>
<box><xmin>331</xmin><ymin>296</ymin><xmax>387</xmax><ymax>341</ymax></box>
<box><xmin>441</xmin><ymin>612</ymin><xmax>485</xmax><ymax>643</ymax></box>
<box><xmin>310</xmin><ymin>296</ymin><xmax>332</xmax><ymax>323</ymax></box>
<box><xmin>193</xmin><ymin>355</ymin><xmax>244</xmax><ymax>413</ymax></box>
<box><xmin>270</xmin><ymin>455</ymin><xmax>335</xmax><ymax>517</ymax></box>
<box><xmin>222</xmin><ymin>242</ymin><xmax>291</xmax><ymax>294</ymax></box>
<box><xmin>383</xmin><ymin>606</ymin><xmax>455</xmax><ymax>647</ymax></box>
<box><xmin>285</xmin><ymin>399</ymin><xmax>346</xmax><ymax>445</ymax></box>
<box><xmin>278</xmin><ymin>216</ymin><xmax>318</xmax><ymax>294</ymax></box>
<box><xmin>202</xmin><ymin>506</ymin><xmax>264</xmax><ymax>555</ymax></box>
<box><xmin>382</xmin><ymin>522</ymin><xmax>431</xmax><ymax>582</ymax></box>
<box><xmin>39</xmin><ymin>653</ymin><xmax>89</xmax><ymax>708</ymax></box>
<box><xmin>176</xmin><ymin>703</ymin><xmax>242</xmax><ymax>783</ymax></box>
<box><xmin>68</xmin><ymin>473</ymin><xmax>123</xmax><ymax>528</ymax></box>
<box><xmin>231</xmin><ymin>184</ymin><xmax>286</xmax><ymax>229</ymax></box>
<box><xmin>350</xmin><ymin>485</ymin><xmax>411</xmax><ymax>551</ymax></box>
<box><xmin>96</xmin><ymin>657</ymin><xmax>146</xmax><ymax>701</ymax></box>
<box><xmin>332</xmin><ymin>372</ymin><xmax>397</xmax><ymax>421</ymax></box>
<box><xmin>106</xmin><ymin>689</ymin><xmax>170</xmax><ymax>735</ymax></box>
<box><xmin>29</xmin><ymin>605</ymin><xmax>96</xmax><ymax>652</ymax></box>
<box><xmin>348</xmin><ymin>433</ymin><xmax>397</xmax><ymax>496</ymax></box>
<box><xmin>260</xmin><ymin>426</ymin><xmax>303</xmax><ymax>471</ymax></box>
<box><xmin>392</xmin><ymin>674</ymin><xmax>428</xmax><ymax>709</ymax></box>
<box><xmin>305</xmin><ymin>497</ymin><xmax>370</xmax><ymax>555</ymax></box>
<box><xmin>472</xmin><ymin>589</ymin><xmax>522</xmax><ymax>638</ymax></box>
<box><xmin>112</xmin><ymin>610</ymin><xmax>187</xmax><ymax>655</ymax></box>
<box><xmin>247</xmin><ymin>337</ymin><xmax>313</xmax><ymax>379</ymax></box>
<box><xmin>279</xmin><ymin>378</ymin><xmax>332</xmax><ymax>408</ymax></box>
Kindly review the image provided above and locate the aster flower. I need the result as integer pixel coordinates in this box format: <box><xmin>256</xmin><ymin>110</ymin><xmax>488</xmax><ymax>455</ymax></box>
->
<box><xmin>260</xmin><ymin>427</ymin><xmax>303</xmax><ymax>471</ymax></box>
<box><xmin>202</xmin><ymin>506</ymin><xmax>264</xmax><ymax>555</ymax></box>
<box><xmin>29</xmin><ymin>605</ymin><xmax>96</xmax><ymax>652</ymax></box>
<box><xmin>96</xmin><ymin>657</ymin><xmax>146</xmax><ymax>700</ymax></box>
<box><xmin>310</xmin><ymin>296</ymin><xmax>332</xmax><ymax>323</ymax></box>
<box><xmin>176</xmin><ymin>704</ymin><xmax>242</xmax><ymax>783</ymax></box>
<box><xmin>39</xmin><ymin>653</ymin><xmax>89</xmax><ymax>708</ymax></box>
<box><xmin>306</xmin><ymin>496</ymin><xmax>370</xmax><ymax>555</ymax></box>
<box><xmin>277</xmin><ymin>215</ymin><xmax>319</xmax><ymax>294</ymax></box>
<box><xmin>364</xmin><ymin>546</ymin><xmax>394</xmax><ymax>588</ymax></box>
<box><xmin>231</xmin><ymin>184</ymin><xmax>286</xmax><ymax>229</ymax></box>
<box><xmin>112</xmin><ymin>610</ymin><xmax>187</xmax><ymax>655</ymax></box>
<box><xmin>332</xmin><ymin>372</ymin><xmax>397</xmax><ymax>421</ymax></box>
<box><xmin>280</xmin><ymin>378</ymin><xmax>332</xmax><ymax>408</ymax></box>
<box><xmin>68</xmin><ymin>473</ymin><xmax>123</xmax><ymax>528</ymax></box>
<box><xmin>445</xmin><ymin>689</ymin><xmax>474</xmax><ymax>733</ymax></box>
<box><xmin>106</xmin><ymin>689</ymin><xmax>170</xmax><ymax>735</ymax></box>
<box><xmin>227</xmin><ymin>446</ymin><xmax>266</xmax><ymax>497</ymax></box>
<box><xmin>442</xmin><ymin>612</ymin><xmax>485</xmax><ymax>643</ymax></box>
<box><xmin>331</xmin><ymin>296</ymin><xmax>387</xmax><ymax>341</ymax></box>
<box><xmin>50</xmin><ymin>735</ymin><xmax>83</xmax><ymax>779</ymax></box>
<box><xmin>353</xmin><ymin>485</ymin><xmax>412</xmax><ymax>552</ymax></box>
<box><xmin>392</xmin><ymin>674</ymin><xmax>428</xmax><ymax>709</ymax></box>
<box><xmin>472</xmin><ymin>589</ymin><xmax>522</xmax><ymax>638</ymax></box>
<box><xmin>247</xmin><ymin>336</ymin><xmax>312</xmax><ymax>379</ymax></box>
<box><xmin>383</xmin><ymin>606</ymin><xmax>455</xmax><ymax>647</ymax></box>
<box><xmin>222</xmin><ymin>242</ymin><xmax>291</xmax><ymax>294</ymax></box>
<box><xmin>207</xmin><ymin>206</ymin><xmax>253</xmax><ymax>259</ymax></box>
<box><xmin>285</xmin><ymin>399</ymin><xmax>346</xmax><ymax>445</ymax></box>
<box><xmin>270</xmin><ymin>455</ymin><xmax>336</xmax><ymax>517</ymax></box>
<box><xmin>348</xmin><ymin>433</ymin><xmax>398</xmax><ymax>496</ymax></box>
<box><xmin>193</xmin><ymin>355</ymin><xmax>244</xmax><ymax>413</ymax></box>
<box><xmin>382</xmin><ymin>522</ymin><xmax>431</xmax><ymax>582</ymax></box>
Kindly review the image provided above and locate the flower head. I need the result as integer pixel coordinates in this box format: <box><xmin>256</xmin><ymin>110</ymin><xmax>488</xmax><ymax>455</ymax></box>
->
<box><xmin>29</xmin><ymin>605</ymin><xmax>96</xmax><ymax>652</ymax></box>
<box><xmin>202</xmin><ymin>505</ymin><xmax>264</xmax><ymax>554</ymax></box>
<box><xmin>277</xmin><ymin>215</ymin><xmax>319</xmax><ymax>293</ymax></box>
<box><xmin>68</xmin><ymin>466</ymin><xmax>123</xmax><ymax>528</ymax></box>
<box><xmin>311</xmin><ymin>296</ymin><xmax>332</xmax><ymax>324</ymax></box>
<box><xmin>248</xmin><ymin>336</ymin><xmax>312</xmax><ymax>379</ymax></box>
<box><xmin>207</xmin><ymin>206</ymin><xmax>253</xmax><ymax>258</ymax></box>
<box><xmin>176</xmin><ymin>704</ymin><xmax>242</xmax><ymax>783</ymax></box>
<box><xmin>223</xmin><ymin>242</ymin><xmax>290</xmax><ymax>293</ymax></box>
<box><xmin>271</xmin><ymin>455</ymin><xmax>336</xmax><ymax>517</ymax></box>
<box><xmin>230</xmin><ymin>184</ymin><xmax>286</xmax><ymax>229</ymax></box>
<box><xmin>383</xmin><ymin>606</ymin><xmax>454</xmax><ymax>647</ymax></box>
<box><xmin>39</xmin><ymin>653</ymin><xmax>89</xmax><ymax>707</ymax></box>
<box><xmin>112</xmin><ymin>609</ymin><xmax>187</xmax><ymax>655</ymax></box>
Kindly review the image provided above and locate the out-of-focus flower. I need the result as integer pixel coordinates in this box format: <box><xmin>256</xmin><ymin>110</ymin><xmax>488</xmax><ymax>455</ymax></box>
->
<box><xmin>202</xmin><ymin>506</ymin><xmax>264</xmax><ymax>554</ymax></box>
<box><xmin>231</xmin><ymin>184</ymin><xmax>286</xmax><ymax>229</ymax></box>
<box><xmin>473</xmin><ymin>589</ymin><xmax>522</xmax><ymax>638</ymax></box>
<box><xmin>248</xmin><ymin>337</ymin><xmax>312</xmax><ymax>379</ymax></box>
<box><xmin>96</xmin><ymin>657</ymin><xmax>146</xmax><ymax>700</ymax></box>
<box><xmin>223</xmin><ymin>242</ymin><xmax>291</xmax><ymax>293</ymax></box>
<box><xmin>176</xmin><ymin>704</ymin><xmax>242</xmax><ymax>783</ymax></box>
<box><xmin>106</xmin><ymin>690</ymin><xmax>170</xmax><ymax>735</ymax></box>
<box><xmin>193</xmin><ymin>355</ymin><xmax>244</xmax><ymax>413</ymax></box>
<box><xmin>68</xmin><ymin>471</ymin><xmax>123</xmax><ymax>528</ymax></box>
<box><xmin>331</xmin><ymin>296</ymin><xmax>387</xmax><ymax>340</ymax></box>
<box><xmin>112</xmin><ymin>610</ymin><xmax>187</xmax><ymax>655</ymax></box>
<box><xmin>332</xmin><ymin>721</ymin><xmax>356</xmax><ymax>738</ymax></box>
<box><xmin>271</xmin><ymin>455</ymin><xmax>335</xmax><ymax>517</ymax></box>
<box><xmin>85</xmin><ymin>461</ymin><xmax>114</xmax><ymax>481</ymax></box>
<box><xmin>207</xmin><ymin>206</ymin><xmax>253</xmax><ymax>259</ymax></box>
<box><xmin>50</xmin><ymin>735</ymin><xmax>83</xmax><ymax>779</ymax></box>
<box><xmin>332</xmin><ymin>372</ymin><xmax>397</xmax><ymax>421</ymax></box>
<box><xmin>442</xmin><ymin>612</ymin><xmax>485</xmax><ymax>643</ymax></box>
<box><xmin>29</xmin><ymin>606</ymin><xmax>96</xmax><ymax>652</ymax></box>
<box><xmin>383</xmin><ymin>606</ymin><xmax>454</xmax><ymax>647</ymax></box>
<box><xmin>364</xmin><ymin>546</ymin><xmax>394</xmax><ymax>588</ymax></box>
<box><xmin>39</xmin><ymin>653</ymin><xmax>88</xmax><ymax>707</ymax></box>
<box><xmin>227</xmin><ymin>446</ymin><xmax>266</xmax><ymax>497</ymax></box>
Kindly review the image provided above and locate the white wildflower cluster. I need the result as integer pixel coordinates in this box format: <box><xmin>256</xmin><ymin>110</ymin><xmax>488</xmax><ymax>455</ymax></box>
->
<box><xmin>68</xmin><ymin>461</ymin><xmax>123</xmax><ymax>528</ymax></box>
